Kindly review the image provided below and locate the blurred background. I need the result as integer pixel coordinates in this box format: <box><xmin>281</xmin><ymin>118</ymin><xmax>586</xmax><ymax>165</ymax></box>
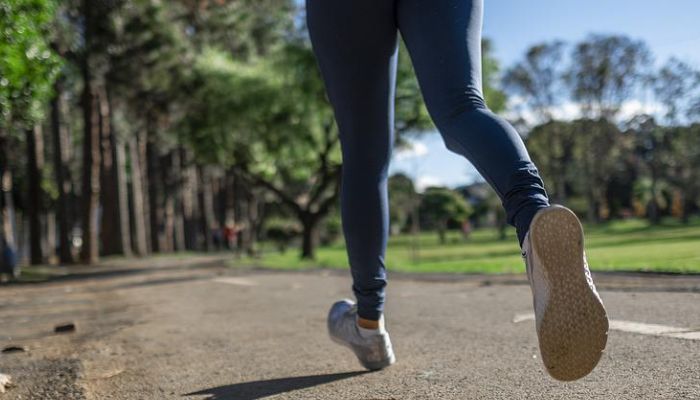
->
<box><xmin>1</xmin><ymin>0</ymin><xmax>699</xmax><ymax>277</ymax></box>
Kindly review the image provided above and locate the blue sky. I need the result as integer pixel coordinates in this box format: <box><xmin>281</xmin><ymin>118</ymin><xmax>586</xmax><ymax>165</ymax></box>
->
<box><xmin>484</xmin><ymin>0</ymin><xmax>700</xmax><ymax>68</ymax></box>
<box><xmin>388</xmin><ymin>0</ymin><xmax>700</xmax><ymax>190</ymax></box>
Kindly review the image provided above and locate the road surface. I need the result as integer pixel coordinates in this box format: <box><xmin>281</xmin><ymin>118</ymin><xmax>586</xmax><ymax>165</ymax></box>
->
<box><xmin>1</xmin><ymin>257</ymin><xmax>699</xmax><ymax>399</ymax></box>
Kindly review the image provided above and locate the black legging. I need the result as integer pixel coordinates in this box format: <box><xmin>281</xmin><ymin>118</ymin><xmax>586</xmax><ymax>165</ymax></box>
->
<box><xmin>306</xmin><ymin>0</ymin><xmax>550</xmax><ymax>320</ymax></box>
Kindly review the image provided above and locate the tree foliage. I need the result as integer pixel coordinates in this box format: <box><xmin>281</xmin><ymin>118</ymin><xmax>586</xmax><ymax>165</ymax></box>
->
<box><xmin>388</xmin><ymin>172</ymin><xmax>418</xmax><ymax>233</ymax></box>
<box><xmin>0</xmin><ymin>0</ymin><xmax>61</xmax><ymax>130</ymax></box>
<box><xmin>567</xmin><ymin>34</ymin><xmax>651</xmax><ymax>119</ymax></box>
<box><xmin>503</xmin><ymin>41</ymin><xmax>566</xmax><ymax>122</ymax></box>
<box><xmin>419</xmin><ymin>187</ymin><xmax>472</xmax><ymax>243</ymax></box>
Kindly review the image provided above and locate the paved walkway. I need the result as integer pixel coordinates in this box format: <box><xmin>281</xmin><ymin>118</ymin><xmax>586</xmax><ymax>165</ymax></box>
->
<box><xmin>1</xmin><ymin>259</ymin><xmax>699</xmax><ymax>399</ymax></box>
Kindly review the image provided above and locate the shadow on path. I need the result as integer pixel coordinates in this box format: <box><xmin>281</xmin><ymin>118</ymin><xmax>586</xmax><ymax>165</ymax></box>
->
<box><xmin>6</xmin><ymin>258</ymin><xmax>227</xmax><ymax>287</ymax></box>
<box><xmin>184</xmin><ymin>371</ymin><xmax>367</xmax><ymax>400</ymax></box>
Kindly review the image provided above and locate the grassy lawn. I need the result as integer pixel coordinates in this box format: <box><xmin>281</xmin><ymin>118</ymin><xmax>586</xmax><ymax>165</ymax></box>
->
<box><xmin>235</xmin><ymin>217</ymin><xmax>700</xmax><ymax>274</ymax></box>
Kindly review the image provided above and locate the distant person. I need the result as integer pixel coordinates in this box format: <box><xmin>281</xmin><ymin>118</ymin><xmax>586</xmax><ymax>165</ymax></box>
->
<box><xmin>461</xmin><ymin>220</ymin><xmax>472</xmax><ymax>239</ymax></box>
<box><xmin>0</xmin><ymin>238</ymin><xmax>18</xmax><ymax>279</ymax></box>
<box><xmin>212</xmin><ymin>226</ymin><xmax>223</xmax><ymax>250</ymax></box>
<box><xmin>223</xmin><ymin>224</ymin><xmax>237</xmax><ymax>250</ymax></box>
<box><xmin>306</xmin><ymin>0</ymin><xmax>608</xmax><ymax>381</ymax></box>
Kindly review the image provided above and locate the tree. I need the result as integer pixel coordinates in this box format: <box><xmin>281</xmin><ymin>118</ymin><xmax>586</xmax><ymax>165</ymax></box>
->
<box><xmin>50</xmin><ymin>76</ymin><xmax>75</xmax><ymax>264</ymax></box>
<box><xmin>0</xmin><ymin>0</ymin><xmax>61</xmax><ymax>263</ymax></box>
<box><xmin>394</xmin><ymin>41</ymin><xmax>433</xmax><ymax>139</ymax></box>
<box><xmin>627</xmin><ymin>115</ymin><xmax>672</xmax><ymax>224</ymax></box>
<box><xmin>76</xmin><ymin>0</ymin><xmax>126</xmax><ymax>264</ymax></box>
<box><xmin>388</xmin><ymin>173</ymin><xmax>418</xmax><ymax>234</ymax></box>
<box><xmin>654</xmin><ymin>58</ymin><xmax>700</xmax><ymax>124</ymax></box>
<box><xmin>181</xmin><ymin>24</ymin><xmax>433</xmax><ymax>259</ymax></box>
<box><xmin>570</xmin><ymin>118</ymin><xmax>627</xmax><ymax>221</ymax></box>
<box><xmin>652</xmin><ymin>59</ymin><xmax>700</xmax><ymax>222</ymax></box>
<box><xmin>667</xmin><ymin>124</ymin><xmax>700</xmax><ymax>222</ymax></box>
<box><xmin>503</xmin><ymin>41</ymin><xmax>574</xmax><ymax>203</ymax></box>
<box><xmin>419</xmin><ymin>187</ymin><xmax>472</xmax><ymax>244</ymax></box>
<box><xmin>178</xmin><ymin>0</ymin><xmax>294</xmax><ymax>56</ymax></box>
<box><xmin>0</xmin><ymin>0</ymin><xmax>61</xmax><ymax>129</ymax></box>
<box><xmin>563</xmin><ymin>35</ymin><xmax>650</xmax><ymax>220</ymax></box>
<box><xmin>525</xmin><ymin>120</ymin><xmax>576</xmax><ymax>203</ymax></box>
<box><xmin>503</xmin><ymin>41</ymin><xmax>566</xmax><ymax>123</ymax></box>
<box><xmin>481</xmin><ymin>39</ymin><xmax>508</xmax><ymax>113</ymax></box>
<box><xmin>485</xmin><ymin>186</ymin><xmax>508</xmax><ymax>240</ymax></box>
<box><xmin>106</xmin><ymin>0</ymin><xmax>194</xmax><ymax>254</ymax></box>
<box><xmin>25</xmin><ymin>124</ymin><xmax>44</xmax><ymax>264</ymax></box>
<box><xmin>181</xmin><ymin>45</ymin><xmax>341</xmax><ymax>259</ymax></box>
<box><xmin>567</xmin><ymin>34</ymin><xmax>651</xmax><ymax>120</ymax></box>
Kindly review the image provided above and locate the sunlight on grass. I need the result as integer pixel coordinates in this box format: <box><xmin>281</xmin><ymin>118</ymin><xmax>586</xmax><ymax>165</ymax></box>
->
<box><xmin>232</xmin><ymin>218</ymin><xmax>700</xmax><ymax>274</ymax></box>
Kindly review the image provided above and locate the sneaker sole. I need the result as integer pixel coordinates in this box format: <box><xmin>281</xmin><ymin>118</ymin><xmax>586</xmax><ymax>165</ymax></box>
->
<box><xmin>329</xmin><ymin>334</ymin><xmax>396</xmax><ymax>371</ymax></box>
<box><xmin>530</xmin><ymin>205</ymin><xmax>609</xmax><ymax>381</ymax></box>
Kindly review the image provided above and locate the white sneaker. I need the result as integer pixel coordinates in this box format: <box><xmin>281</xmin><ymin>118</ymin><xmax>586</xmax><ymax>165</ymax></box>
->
<box><xmin>522</xmin><ymin>205</ymin><xmax>609</xmax><ymax>381</ymax></box>
<box><xmin>327</xmin><ymin>299</ymin><xmax>396</xmax><ymax>371</ymax></box>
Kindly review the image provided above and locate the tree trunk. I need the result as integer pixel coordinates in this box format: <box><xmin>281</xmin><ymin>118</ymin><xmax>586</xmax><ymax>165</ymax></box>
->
<box><xmin>216</xmin><ymin>176</ymin><xmax>226</xmax><ymax>230</ymax></box>
<box><xmin>219</xmin><ymin>169</ymin><xmax>236</xmax><ymax>250</ymax></box>
<box><xmin>410</xmin><ymin>197</ymin><xmax>420</xmax><ymax>262</ymax></box>
<box><xmin>496</xmin><ymin>207</ymin><xmax>507</xmax><ymax>241</ymax></box>
<box><xmin>97</xmin><ymin>91</ymin><xmax>113</xmax><ymax>255</ymax></box>
<box><xmin>79</xmin><ymin>0</ymin><xmax>101</xmax><ymax>265</ymax></box>
<box><xmin>19</xmin><ymin>215</ymin><xmax>29</xmax><ymax>265</ymax></box>
<box><xmin>555</xmin><ymin>174</ymin><xmax>567</xmax><ymax>205</ymax></box>
<box><xmin>232</xmin><ymin>171</ymin><xmax>245</xmax><ymax>256</ymax></box>
<box><xmin>648</xmin><ymin>171</ymin><xmax>660</xmax><ymax>225</ymax></box>
<box><xmin>46</xmin><ymin>212</ymin><xmax>56</xmax><ymax>263</ymax></box>
<box><xmin>26</xmin><ymin>125</ymin><xmax>44</xmax><ymax>265</ymax></box>
<box><xmin>198</xmin><ymin>166</ymin><xmax>214</xmax><ymax>251</ymax></box>
<box><xmin>586</xmin><ymin>188</ymin><xmax>598</xmax><ymax>223</ymax></box>
<box><xmin>80</xmin><ymin>86</ymin><xmax>101</xmax><ymax>264</ymax></box>
<box><xmin>99</xmin><ymin>88</ymin><xmax>132</xmax><ymax>256</ymax></box>
<box><xmin>681</xmin><ymin>192</ymin><xmax>692</xmax><ymax>225</ymax></box>
<box><xmin>181</xmin><ymin>149</ymin><xmax>199</xmax><ymax>250</ymax></box>
<box><xmin>114</xmin><ymin>130</ymin><xmax>132</xmax><ymax>254</ymax></box>
<box><xmin>136</xmin><ymin>128</ymin><xmax>152</xmax><ymax>253</ymax></box>
<box><xmin>160</xmin><ymin>152</ymin><xmax>175</xmax><ymax>252</ymax></box>
<box><xmin>128</xmin><ymin>134</ymin><xmax>148</xmax><ymax>256</ymax></box>
<box><xmin>244</xmin><ymin>188</ymin><xmax>259</xmax><ymax>256</ymax></box>
<box><xmin>554</xmin><ymin>127</ymin><xmax>568</xmax><ymax>204</ymax></box>
<box><xmin>171</xmin><ymin>149</ymin><xmax>186</xmax><ymax>251</ymax></box>
<box><xmin>300</xmin><ymin>213</ymin><xmax>320</xmax><ymax>260</ymax></box>
<box><xmin>0</xmin><ymin>134</ymin><xmax>17</xmax><ymax>251</ymax></box>
<box><xmin>437</xmin><ymin>220</ymin><xmax>447</xmax><ymax>244</ymax></box>
<box><xmin>51</xmin><ymin>79</ymin><xmax>74</xmax><ymax>264</ymax></box>
<box><xmin>146</xmin><ymin>124</ymin><xmax>164</xmax><ymax>252</ymax></box>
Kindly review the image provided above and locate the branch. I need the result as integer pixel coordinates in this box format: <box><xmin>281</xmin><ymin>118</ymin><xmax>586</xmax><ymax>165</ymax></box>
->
<box><xmin>233</xmin><ymin>165</ymin><xmax>302</xmax><ymax>214</ymax></box>
<box><xmin>308</xmin><ymin>164</ymin><xmax>341</xmax><ymax>211</ymax></box>
<box><xmin>308</xmin><ymin>121</ymin><xmax>340</xmax><ymax>207</ymax></box>
<box><xmin>316</xmin><ymin>173</ymin><xmax>342</xmax><ymax>217</ymax></box>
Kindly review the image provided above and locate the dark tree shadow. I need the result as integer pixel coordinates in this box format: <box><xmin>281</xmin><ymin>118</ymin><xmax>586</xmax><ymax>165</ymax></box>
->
<box><xmin>184</xmin><ymin>371</ymin><xmax>367</xmax><ymax>400</ymax></box>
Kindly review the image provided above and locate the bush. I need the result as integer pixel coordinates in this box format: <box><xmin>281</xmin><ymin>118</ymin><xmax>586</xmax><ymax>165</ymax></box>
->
<box><xmin>264</xmin><ymin>218</ymin><xmax>301</xmax><ymax>253</ymax></box>
<box><xmin>320</xmin><ymin>214</ymin><xmax>342</xmax><ymax>246</ymax></box>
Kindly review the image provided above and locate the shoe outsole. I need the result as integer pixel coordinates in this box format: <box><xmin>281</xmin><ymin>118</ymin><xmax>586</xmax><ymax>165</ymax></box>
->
<box><xmin>330</xmin><ymin>333</ymin><xmax>396</xmax><ymax>371</ymax></box>
<box><xmin>529</xmin><ymin>205</ymin><xmax>609</xmax><ymax>381</ymax></box>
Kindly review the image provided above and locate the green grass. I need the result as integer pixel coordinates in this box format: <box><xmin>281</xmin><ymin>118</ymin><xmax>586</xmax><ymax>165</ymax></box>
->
<box><xmin>234</xmin><ymin>217</ymin><xmax>700</xmax><ymax>275</ymax></box>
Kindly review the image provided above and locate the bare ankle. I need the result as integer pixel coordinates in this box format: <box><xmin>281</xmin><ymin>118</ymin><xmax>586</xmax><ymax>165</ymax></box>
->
<box><xmin>357</xmin><ymin>317</ymin><xmax>380</xmax><ymax>330</ymax></box>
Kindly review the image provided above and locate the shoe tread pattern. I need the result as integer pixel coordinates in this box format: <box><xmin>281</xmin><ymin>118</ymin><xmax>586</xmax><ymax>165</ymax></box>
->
<box><xmin>530</xmin><ymin>206</ymin><xmax>609</xmax><ymax>381</ymax></box>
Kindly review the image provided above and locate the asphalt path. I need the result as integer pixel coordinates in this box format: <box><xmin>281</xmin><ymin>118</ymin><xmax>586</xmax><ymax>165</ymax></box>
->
<box><xmin>1</xmin><ymin>260</ymin><xmax>699</xmax><ymax>399</ymax></box>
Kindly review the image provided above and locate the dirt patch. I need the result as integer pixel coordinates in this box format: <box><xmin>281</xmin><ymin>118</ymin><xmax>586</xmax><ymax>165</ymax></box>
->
<box><xmin>0</xmin><ymin>357</ymin><xmax>85</xmax><ymax>399</ymax></box>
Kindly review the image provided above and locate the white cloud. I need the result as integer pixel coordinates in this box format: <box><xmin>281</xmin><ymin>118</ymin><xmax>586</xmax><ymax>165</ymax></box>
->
<box><xmin>618</xmin><ymin>99</ymin><xmax>665</xmax><ymax>121</ymax></box>
<box><xmin>415</xmin><ymin>175</ymin><xmax>443</xmax><ymax>192</ymax></box>
<box><xmin>394</xmin><ymin>141</ymin><xmax>428</xmax><ymax>161</ymax></box>
<box><xmin>506</xmin><ymin>98</ymin><xmax>665</xmax><ymax>126</ymax></box>
<box><xmin>551</xmin><ymin>102</ymin><xmax>582</xmax><ymax>121</ymax></box>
